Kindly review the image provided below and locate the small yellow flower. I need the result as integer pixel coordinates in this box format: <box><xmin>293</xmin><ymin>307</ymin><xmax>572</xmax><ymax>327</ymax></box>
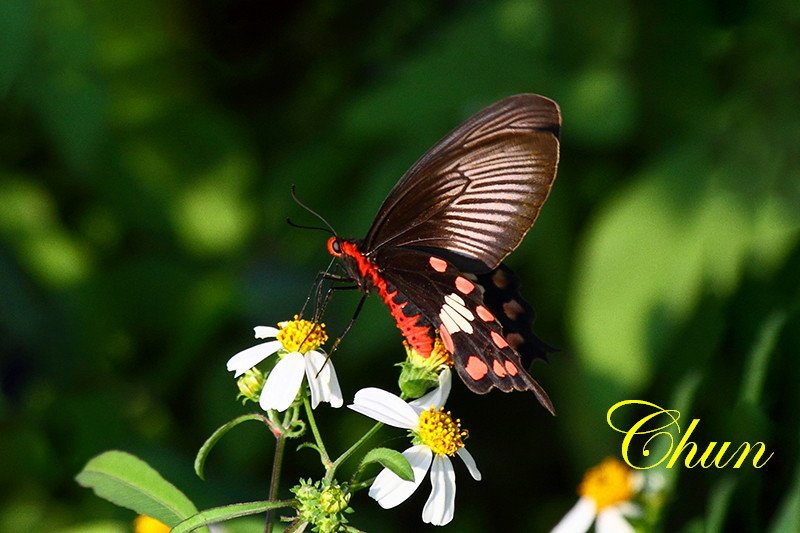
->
<box><xmin>551</xmin><ymin>457</ymin><xmax>642</xmax><ymax>533</ymax></box>
<box><xmin>134</xmin><ymin>515</ymin><xmax>170</xmax><ymax>533</ymax></box>
<box><xmin>348</xmin><ymin>369</ymin><xmax>481</xmax><ymax>526</ymax></box>
<box><xmin>417</xmin><ymin>407</ymin><xmax>468</xmax><ymax>457</ymax></box>
<box><xmin>226</xmin><ymin>318</ymin><xmax>341</xmax><ymax>412</ymax></box>
<box><xmin>578</xmin><ymin>457</ymin><xmax>635</xmax><ymax>510</ymax></box>
<box><xmin>277</xmin><ymin>315</ymin><xmax>328</xmax><ymax>353</ymax></box>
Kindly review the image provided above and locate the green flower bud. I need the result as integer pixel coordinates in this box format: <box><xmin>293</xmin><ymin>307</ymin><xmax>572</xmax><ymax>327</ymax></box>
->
<box><xmin>236</xmin><ymin>367</ymin><xmax>265</xmax><ymax>403</ymax></box>
<box><xmin>319</xmin><ymin>485</ymin><xmax>351</xmax><ymax>514</ymax></box>
<box><xmin>398</xmin><ymin>361</ymin><xmax>440</xmax><ymax>399</ymax></box>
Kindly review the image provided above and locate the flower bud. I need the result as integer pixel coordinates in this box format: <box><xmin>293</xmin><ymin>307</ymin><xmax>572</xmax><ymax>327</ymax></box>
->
<box><xmin>236</xmin><ymin>367</ymin><xmax>265</xmax><ymax>403</ymax></box>
<box><xmin>319</xmin><ymin>484</ymin><xmax>351</xmax><ymax>514</ymax></box>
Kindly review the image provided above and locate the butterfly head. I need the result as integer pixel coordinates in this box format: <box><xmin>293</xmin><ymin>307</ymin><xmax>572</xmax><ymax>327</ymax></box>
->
<box><xmin>326</xmin><ymin>236</ymin><xmax>343</xmax><ymax>257</ymax></box>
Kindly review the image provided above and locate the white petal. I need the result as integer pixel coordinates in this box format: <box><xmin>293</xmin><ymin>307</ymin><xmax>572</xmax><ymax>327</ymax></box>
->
<box><xmin>596</xmin><ymin>507</ymin><xmax>635</xmax><ymax>533</ymax></box>
<box><xmin>550</xmin><ymin>497</ymin><xmax>596</xmax><ymax>533</ymax></box>
<box><xmin>259</xmin><ymin>352</ymin><xmax>305</xmax><ymax>412</ymax></box>
<box><xmin>369</xmin><ymin>445</ymin><xmax>432</xmax><ymax>509</ymax></box>
<box><xmin>305</xmin><ymin>350</ymin><xmax>329</xmax><ymax>409</ymax></box>
<box><xmin>410</xmin><ymin>367</ymin><xmax>452</xmax><ymax>412</ymax></box>
<box><xmin>422</xmin><ymin>455</ymin><xmax>456</xmax><ymax>526</ymax></box>
<box><xmin>348</xmin><ymin>388</ymin><xmax>419</xmax><ymax>429</ymax></box>
<box><xmin>304</xmin><ymin>351</ymin><xmax>343</xmax><ymax>408</ymax></box>
<box><xmin>324</xmin><ymin>358</ymin><xmax>343</xmax><ymax>408</ymax></box>
<box><xmin>617</xmin><ymin>501</ymin><xmax>642</xmax><ymax>518</ymax></box>
<box><xmin>457</xmin><ymin>447</ymin><xmax>481</xmax><ymax>481</ymax></box>
<box><xmin>254</xmin><ymin>326</ymin><xmax>279</xmax><ymax>339</ymax></box>
<box><xmin>226</xmin><ymin>340</ymin><xmax>282</xmax><ymax>377</ymax></box>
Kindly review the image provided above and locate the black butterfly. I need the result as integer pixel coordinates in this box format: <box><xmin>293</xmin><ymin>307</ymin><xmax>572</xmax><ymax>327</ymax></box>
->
<box><xmin>323</xmin><ymin>94</ymin><xmax>560</xmax><ymax>413</ymax></box>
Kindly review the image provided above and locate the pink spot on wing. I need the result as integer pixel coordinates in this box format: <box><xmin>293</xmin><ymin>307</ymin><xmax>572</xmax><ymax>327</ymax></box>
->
<box><xmin>475</xmin><ymin>305</ymin><xmax>494</xmax><ymax>322</ymax></box>
<box><xmin>492</xmin><ymin>360</ymin><xmax>507</xmax><ymax>377</ymax></box>
<box><xmin>465</xmin><ymin>356</ymin><xmax>488</xmax><ymax>380</ymax></box>
<box><xmin>491</xmin><ymin>331</ymin><xmax>509</xmax><ymax>349</ymax></box>
<box><xmin>439</xmin><ymin>325</ymin><xmax>454</xmax><ymax>353</ymax></box>
<box><xmin>455</xmin><ymin>276</ymin><xmax>475</xmax><ymax>294</ymax></box>
<box><xmin>429</xmin><ymin>257</ymin><xmax>447</xmax><ymax>272</ymax></box>
<box><xmin>504</xmin><ymin>361</ymin><xmax>518</xmax><ymax>376</ymax></box>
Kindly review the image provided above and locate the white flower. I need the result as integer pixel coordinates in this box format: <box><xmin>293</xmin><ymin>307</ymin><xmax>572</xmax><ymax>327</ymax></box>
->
<box><xmin>551</xmin><ymin>458</ymin><xmax>642</xmax><ymax>533</ymax></box>
<box><xmin>348</xmin><ymin>369</ymin><xmax>481</xmax><ymax>526</ymax></box>
<box><xmin>226</xmin><ymin>317</ymin><xmax>342</xmax><ymax>412</ymax></box>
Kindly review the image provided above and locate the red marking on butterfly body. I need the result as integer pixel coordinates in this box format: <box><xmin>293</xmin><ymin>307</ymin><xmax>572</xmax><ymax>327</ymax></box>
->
<box><xmin>338</xmin><ymin>241</ymin><xmax>434</xmax><ymax>356</ymax></box>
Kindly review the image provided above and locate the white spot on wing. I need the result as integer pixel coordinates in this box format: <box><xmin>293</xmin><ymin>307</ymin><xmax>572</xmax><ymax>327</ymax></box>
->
<box><xmin>444</xmin><ymin>293</ymin><xmax>475</xmax><ymax>321</ymax></box>
<box><xmin>439</xmin><ymin>308</ymin><xmax>459</xmax><ymax>335</ymax></box>
<box><xmin>438</xmin><ymin>293</ymin><xmax>475</xmax><ymax>334</ymax></box>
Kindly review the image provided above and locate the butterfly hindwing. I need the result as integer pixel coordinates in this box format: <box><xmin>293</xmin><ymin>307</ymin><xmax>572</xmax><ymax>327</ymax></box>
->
<box><xmin>375</xmin><ymin>247</ymin><xmax>554</xmax><ymax>413</ymax></box>
<box><xmin>474</xmin><ymin>264</ymin><xmax>557</xmax><ymax>368</ymax></box>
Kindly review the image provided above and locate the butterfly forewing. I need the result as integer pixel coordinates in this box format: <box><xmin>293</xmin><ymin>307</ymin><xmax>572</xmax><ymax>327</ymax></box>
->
<box><xmin>363</xmin><ymin>94</ymin><xmax>561</xmax><ymax>271</ymax></box>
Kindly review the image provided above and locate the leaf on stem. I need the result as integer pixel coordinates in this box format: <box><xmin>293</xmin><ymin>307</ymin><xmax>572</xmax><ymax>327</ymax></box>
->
<box><xmin>171</xmin><ymin>500</ymin><xmax>296</xmax><ymax>533</ymax></box>
<box><xmin>359</xmin><ymin>448</ymin><xmax>414</xmax><ymax>482</ymax></box>
<box><xmin>75</xmin><ymin>450</ymin><xmax>199</xmax><ymax>528</ymax></box>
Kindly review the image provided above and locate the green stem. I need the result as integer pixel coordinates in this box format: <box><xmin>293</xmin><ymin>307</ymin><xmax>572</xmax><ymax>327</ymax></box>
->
<box><xmin>264</xmin><ymin>431</ymin><xmax>286</xmax><ymax>533</ymax></box>
<box><xmin>349</xmin><ymin>476</ymin><xmax>377</xmax><ymax>492</ymax></box>
<box><xmin>303</xmin><ymin>395</ymin><xmax>331</xmax><ymax>465</ymax></box>
<box><xmin>326</xmin><ymin>422</ymin><xmax>383</xmax><ymax>482</ymax></box>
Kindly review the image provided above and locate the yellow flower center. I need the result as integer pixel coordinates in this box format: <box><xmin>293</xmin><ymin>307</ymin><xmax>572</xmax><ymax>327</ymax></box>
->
<box><xmin>404</xmin><ymin>336</ymin><xmax>453</xmax><ymax>369</ymax></box>
<box><xmin>134</xmin><ymin>515</ymin><xmax>170</xmax><ymax>533</ymax></box>
<box><xmin>578</xmin><ymin>457</ymin><xmax>634</xmax><ymax>510</ymax></box>
<box><xmin>276</xmin><ymin>315</ymin><xmax>327</xmax><ymax>353</ymax></box>
<box><xmin>417</xmin><ymin>407</ymin><xmax>468</xmax><ymax>456</ymax></box>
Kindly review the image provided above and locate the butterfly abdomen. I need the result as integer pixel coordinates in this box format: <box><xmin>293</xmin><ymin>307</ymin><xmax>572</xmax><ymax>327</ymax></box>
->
<box><xmin>338</xmin><ymin>241</ymin><xmax>435</xmax><ymax>356</ymax></box>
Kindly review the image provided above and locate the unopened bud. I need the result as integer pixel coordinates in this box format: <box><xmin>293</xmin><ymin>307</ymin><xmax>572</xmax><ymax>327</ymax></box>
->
<box><xmin>236</xmin><ymin>367</ymin><xmax>265</xmax><ymax>403</ymax></box>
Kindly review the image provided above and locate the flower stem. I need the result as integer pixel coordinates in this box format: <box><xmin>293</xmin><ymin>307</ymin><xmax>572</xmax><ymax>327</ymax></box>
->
<box><xmin>264</xmin><ymin>432</ymin><xmax>286</xmax><ymax>533</ymax></box>
<box><xmin>303</xmin><ymin>395</ymin><xmax>331</xmax><ymax>465</ymax></box>
<box><xmin>327</xmin><ymin>422</ymin><xmax>383</xmax><ymax>482</ymax></box>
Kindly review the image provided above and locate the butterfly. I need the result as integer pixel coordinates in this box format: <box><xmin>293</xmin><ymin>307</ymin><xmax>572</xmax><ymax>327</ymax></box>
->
<box><xmin>324</xmin><ymin>94</ymin><xmax>561</xmax><ymax>413</ymax></box>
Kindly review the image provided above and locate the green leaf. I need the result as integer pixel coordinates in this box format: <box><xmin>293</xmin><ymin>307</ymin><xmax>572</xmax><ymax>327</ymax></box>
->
<box><xmin>705</xmin><ymin>476</ymin><xmax>737</xmax><ymax>533</ymax></box>
<box><xmin>75</xmin><ymin>450</ymin><xmax>198</xmax><ymax>528</ymax></box>
<box><xmin>570</xmin><ymin>152</ymin><xmax>799</xmax><ymax>395</ymax></box>
<box><xmin>0</xmin><ymin>0</ymin><xmax>31</xmax><ymax>96</ymax></box>
<box><xmin>359</xmin><ymin>448</ymin><xmax>414</xmax><ymax>481</ymax></box>
<box><xmin>769</xmin><ymin>451</ymin><xmax>800</xmax><ymax>533</ymax></box>
<box><xmin>171</xmin><ymin>500</ymin><xmax>295</xmax><ymax>533</ymax></box>
<box><xmin>738</xmin><ymin>311</ymin><xmax>786</xmax><ymax>406</ymax></box>
<box><xmin>195</xmin><ymin>413</ymin><xmax>274</xmax><ymax>480</ymax></box>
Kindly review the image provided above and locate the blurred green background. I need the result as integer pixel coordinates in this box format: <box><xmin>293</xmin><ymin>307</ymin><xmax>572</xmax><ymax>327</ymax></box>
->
<box><xmin>2</xmin><ymin>1</ymin><xmax>799</xmax><ymax>532</ymax></box>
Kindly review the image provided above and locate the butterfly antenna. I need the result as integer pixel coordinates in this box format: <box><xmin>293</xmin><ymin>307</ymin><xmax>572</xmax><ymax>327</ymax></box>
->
<box><xmin>290</xmin><ymin>185</ymin><xmax>338</xmax><ymax>236</ymax></box>
<box><xmin>286</xmin><ymin>218</ymin><xmax>335</xmax><ymax>235</ymax></box>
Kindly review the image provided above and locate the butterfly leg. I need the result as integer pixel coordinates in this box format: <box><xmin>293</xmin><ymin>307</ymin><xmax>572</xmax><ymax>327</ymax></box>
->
<box><xmin>300</xmin><ymin>258</ymin><xmax>341</xmax><ymax>318</ymax></box>
<box><xmin>312</xmin><ymin>275</ymin><xmax>357</xmax><ymax>323</ymax></box>
<box><xmin>313</xmin><ymin>291</ymin><xmax>366</xmax><ymax>378</ymax></box>
<box><xmin>327</xmin><ymin>292</ymin><xmax>367</xmax><ymax>356</ymax></box>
